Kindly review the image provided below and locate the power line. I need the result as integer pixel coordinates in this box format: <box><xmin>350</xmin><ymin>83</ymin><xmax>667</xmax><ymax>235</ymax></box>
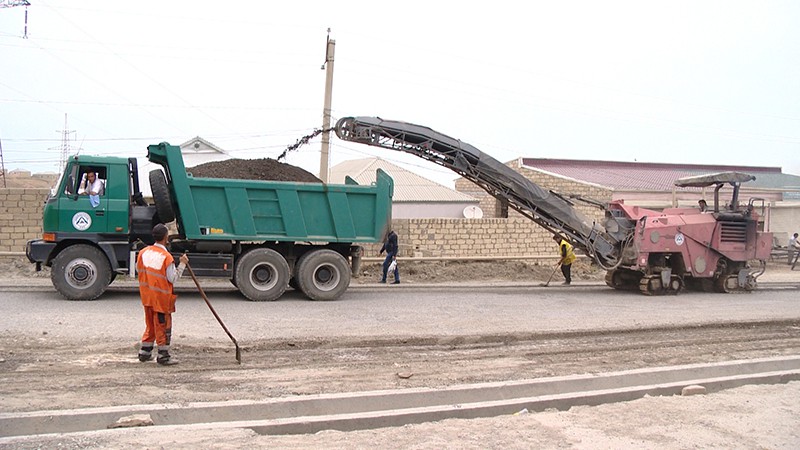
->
<box><xmin>0</xmin><ymin>97</ymin><xmax>316</xmax><ymax>112</ymax></box>
<box><xmin>44</xmin><ymin>5</ymin><xmax>267</xmax><ymax>152</ymax></box>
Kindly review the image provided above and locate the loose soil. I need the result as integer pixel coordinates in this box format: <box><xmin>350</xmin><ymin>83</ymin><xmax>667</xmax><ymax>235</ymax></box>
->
<box><xmin>2</xmin><ymin>322</ymin><xmax>798</xmax><ymax>413</ymax></box>
<box><xmin>1</xmin><ymin>321</ymin><xmax>799</xmax><ymax>448</ymax></box>
<box><xmin>187</xmin><ymin>158</ymin><xmax>322</xmax><ymax>183</ymax></box>
<box><xmin>353</xmin><ymin>259</ymin><xmax>603</xmax><ymax>284</ymax></box>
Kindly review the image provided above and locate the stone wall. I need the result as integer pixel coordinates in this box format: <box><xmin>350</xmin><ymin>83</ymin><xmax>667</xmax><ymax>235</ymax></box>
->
<box><xmin>2</xmin><ymin>189</ymin><xmax>561</xmax><ymax>258</ymax></box>
<box><xmin>362</xmin><ymin>218</ymin><xmax>556</xmax><ymax>258</ymax></box>
<box><xmin>454</xmin><ymin>158</ymin><xmax>613</xmax><ymax>224</ymax></box>
<box><xmin>0</xmin><ymin>189</ymin><xmax>49</xmax><ymax>252</ymax></box>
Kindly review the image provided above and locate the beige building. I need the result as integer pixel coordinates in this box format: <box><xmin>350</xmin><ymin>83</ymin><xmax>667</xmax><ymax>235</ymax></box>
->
<box><xmin>330</xmin><ymin>158</ymin><xmax>479</xmax><ymax>219</ymax></box>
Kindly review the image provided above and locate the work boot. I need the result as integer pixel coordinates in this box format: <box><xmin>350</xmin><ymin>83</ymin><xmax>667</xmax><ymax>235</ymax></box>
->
<box><xmin>157</xmin><ymin>350</ymin><xmax>178</xmax><ymax>366</ymax></box>
<box><xmin>138</xmin><ymin>345</ymin><xmax>154</xmax><ymax>362</ymax></box>
<box><xmin>392</xmin><ymin>280</ymin><xmax>400</xmax><ymax>284</ymax></box>
<box><xmin>379</xmin><ymin>279</ymin><xmax>386</xmax><ymax>283</ymax></box>
<box><xmin>561</xmin><ymin>281</ymin><xmax>571</xmax><ymax>285</ymax></box>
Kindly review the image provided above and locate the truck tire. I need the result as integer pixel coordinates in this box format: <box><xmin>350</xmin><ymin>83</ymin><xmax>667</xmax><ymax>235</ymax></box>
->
<box><xmin>296</xmin><ymin>249</ymin><xmax>350</xmax><ymax>301</ymax></box>
<box><xmin>235</xmin><ymin>248</ymin><xmax>290</xmax><ymax>301</ymax></box>
<box><xmin>149</xmin><ymin>169</ymin><xmax>176</xmax><ymax>223</ymax></box>
<box><xmin>50</xmin><ymin>244</ymin><xmax>112</xmax><ymax>300</ymax></box>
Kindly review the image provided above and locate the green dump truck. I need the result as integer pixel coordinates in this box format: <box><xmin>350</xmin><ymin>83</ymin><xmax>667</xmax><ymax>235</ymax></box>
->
<box><xmin>26</xmin><ymin>142</ymin><xmax>393</xmax><ymax>301</ymax></box>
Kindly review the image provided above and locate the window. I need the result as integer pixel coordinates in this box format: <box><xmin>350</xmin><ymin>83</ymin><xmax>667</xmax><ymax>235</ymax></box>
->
<box><xmin>77</xmin><ymin>167</ymin><xmax>106</xmax><ymax>196</ymax></box>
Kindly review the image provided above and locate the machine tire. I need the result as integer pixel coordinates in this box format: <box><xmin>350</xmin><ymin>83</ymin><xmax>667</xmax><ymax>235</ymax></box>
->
<box><xmin>296</xmin><ymin>249</ymin><xmax>350</xmax><ymax>301</ymax></box>
<box><xmin>149</xmin><ymin>169</ymin><xmax>176</xmax><ymax>223</ymax></box>
<box><xmin>234</xmin><ymin>248</ymin><xmax>290</xmax><ymax>301</ymax></box>
<box><xmin>50</xmin><ymin>244</ymin><xmax>112</xmax><ymax>300</ymax></box>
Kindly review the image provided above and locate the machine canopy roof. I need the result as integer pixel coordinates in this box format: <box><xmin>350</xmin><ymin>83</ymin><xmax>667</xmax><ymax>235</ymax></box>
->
<box><xmin>674</xmin><ymin>171</ymin><xmax>756</xmax><ymax>188</ymax></box>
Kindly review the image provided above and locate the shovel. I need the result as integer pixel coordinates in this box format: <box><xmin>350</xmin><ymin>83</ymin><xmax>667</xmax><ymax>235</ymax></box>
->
<box><xmin>186</xmin><ymin>263</ymin><xmax>241</xmax><ymax>364</ymax></box>
<box><xmin>539</xmin><ymin>261</ymin><xmax>561</xmax><ymax>287</ymax></box>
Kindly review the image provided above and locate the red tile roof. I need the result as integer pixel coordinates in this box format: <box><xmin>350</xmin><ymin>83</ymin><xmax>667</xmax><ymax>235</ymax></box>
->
<box><xmin>521</xmin><ymin>158</ymin><xmax>782</xmax><ymax>191</ymax></box>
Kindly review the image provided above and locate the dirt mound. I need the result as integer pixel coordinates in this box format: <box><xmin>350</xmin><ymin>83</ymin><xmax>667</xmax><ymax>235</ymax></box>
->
<box><xmin>187</xmin><ymin>158</ymin><xmax>321</xmax><ymax>183</ymax></box>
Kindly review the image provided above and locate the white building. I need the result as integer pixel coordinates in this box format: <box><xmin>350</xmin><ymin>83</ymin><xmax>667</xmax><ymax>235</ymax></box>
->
<box><xmin>137</xmin><ymin>137</ymin><xmax>231</xmax><ymax>197</ymax></box>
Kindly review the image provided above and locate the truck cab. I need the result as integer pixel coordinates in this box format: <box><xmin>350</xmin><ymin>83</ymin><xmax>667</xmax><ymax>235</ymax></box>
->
<box><xmin>27</xmin><ymin>155</ymin><xmax>153</xmax><ymax>300</ymax></box>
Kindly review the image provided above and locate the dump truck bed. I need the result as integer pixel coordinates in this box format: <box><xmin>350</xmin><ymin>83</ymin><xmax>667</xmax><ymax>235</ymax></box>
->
<box><xmin>147</xmin><ymin>142</ymin><xmax>393</xmax><ymax>242</ymax></box>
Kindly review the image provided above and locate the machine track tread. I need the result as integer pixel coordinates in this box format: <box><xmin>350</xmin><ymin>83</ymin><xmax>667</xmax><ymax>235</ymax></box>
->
<box><xmin>714</xmin><ymin>274</ymin><xmax>752</xmax><ymax>294</ymax></box>
<box><xmin>639</xmin><ymin>274</ymin><xmax>682</xmax><ymax>296</ymax></box>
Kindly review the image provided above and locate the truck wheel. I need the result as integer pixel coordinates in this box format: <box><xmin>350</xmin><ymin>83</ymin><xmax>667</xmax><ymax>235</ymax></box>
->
<box><xmin>51</xmin><ymin>245</ymin><xmax>112</xmax><ymax>300</ymax></box>
<box><xmin>149</xmin><ymin>169</ymin><xmax>176</xmax><ymax>223</ymax></box>
<box><xmin>235</xmin><ymin>248</ymin><xmax>290</xmax><ymax>301</ymax></box>
<box><xmin>296</xmin><ymin>249</ymin><xmax>350</xmax><ymax>301</ymax></box>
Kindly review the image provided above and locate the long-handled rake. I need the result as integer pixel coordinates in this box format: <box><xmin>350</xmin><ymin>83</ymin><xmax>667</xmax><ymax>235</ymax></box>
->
<box><xmin>539</xmin><ymin>261</ymin><xmax>561</xmax><ymax>287</ymax></box>
<box><xmin>186</xmin><ymin>263</ymin><xmax>241</xmax><ymax>364</ymax></box>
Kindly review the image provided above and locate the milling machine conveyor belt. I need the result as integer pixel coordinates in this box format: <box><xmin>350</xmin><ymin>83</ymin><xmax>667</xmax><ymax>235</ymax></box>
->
<box><xmin>334</xmin><ymin>116</ymin><xmax>619</xmax><ymax>263</ymax></box>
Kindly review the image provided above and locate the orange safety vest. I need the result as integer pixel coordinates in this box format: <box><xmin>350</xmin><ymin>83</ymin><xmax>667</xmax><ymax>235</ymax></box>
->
<box><xmin>137</xmin><ymin>245</ymin><xmax>177</xmax><ymax>313</ymax></box>
<box><xmin>558</xmin><ymin>239</ymin><xmax>577</xmax><ymax>265</ymax></box>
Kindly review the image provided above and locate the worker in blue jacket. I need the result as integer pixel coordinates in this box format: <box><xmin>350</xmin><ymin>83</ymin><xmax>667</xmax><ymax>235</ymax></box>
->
<box><xmin>379</xmin><ymin>229</ymin><xmax>400</xmax><ymax>284</ymax></box>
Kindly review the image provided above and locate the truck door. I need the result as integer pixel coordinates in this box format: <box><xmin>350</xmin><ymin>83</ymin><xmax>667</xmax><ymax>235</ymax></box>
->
<box><xmin>57</xmin><ymin>164</ymin><xmax>109</xmax><ymax>234</ymax></box>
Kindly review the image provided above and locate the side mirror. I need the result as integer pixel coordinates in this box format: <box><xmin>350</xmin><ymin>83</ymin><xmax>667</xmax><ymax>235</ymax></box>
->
<box><xmin>65</xmin><ymin>175</ymin><xmax>75</xmax><ymax>195</ymax></box>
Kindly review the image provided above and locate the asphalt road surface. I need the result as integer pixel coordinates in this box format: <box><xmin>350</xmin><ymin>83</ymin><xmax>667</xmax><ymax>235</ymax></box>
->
<box><xmin>1</xmin><ymin>284</ymin><xmax>799</xmax><ymax>343</ymax></box>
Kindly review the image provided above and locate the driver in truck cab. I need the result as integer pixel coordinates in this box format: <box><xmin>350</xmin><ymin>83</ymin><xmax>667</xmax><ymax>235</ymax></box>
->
<box><xmin>78</xmin><ymin>169</ymin><xmax>105</xmax><ymax>196</ymax></box>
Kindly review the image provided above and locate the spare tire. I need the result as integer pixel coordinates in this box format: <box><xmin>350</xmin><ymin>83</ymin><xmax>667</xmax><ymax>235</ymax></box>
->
<box><xmin>149</xmin><ymin>169</ymin><xmax>176</xmax><ymax>223</ymax></box>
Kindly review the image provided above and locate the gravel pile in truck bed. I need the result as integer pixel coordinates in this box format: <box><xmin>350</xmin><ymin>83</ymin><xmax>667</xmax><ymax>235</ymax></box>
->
<box><xmin>187</xmin><ymin>158</ymin><xmax>322</xmax><ymax>183</ymax></box>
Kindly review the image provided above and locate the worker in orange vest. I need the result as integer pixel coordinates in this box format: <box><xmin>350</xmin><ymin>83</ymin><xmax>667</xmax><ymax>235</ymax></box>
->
<box><xmin>553</xmin><ymin>235</ymin><xmax>577</xmax><ymax>285</ymax></box>
<box><xmin>137</xmin><ymin>223</ymin><xmax>189</xmax><ymax>365</ymax></box>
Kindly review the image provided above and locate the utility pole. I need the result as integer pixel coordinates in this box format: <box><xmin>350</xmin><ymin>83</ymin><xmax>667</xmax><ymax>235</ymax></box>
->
<box><xmin>0</xmin><ymin>0</ymin><xmax>31</xmax><ymax>39</ymax></box>
<box><xmin>0</xmin><ymin>134</ymin><xmax>7</xmax><ymax>188</ymax></box>
<box><xmin>319</xmin><ymin>28</ymin><xmax>335</xmax><ymax>184</ymax></box>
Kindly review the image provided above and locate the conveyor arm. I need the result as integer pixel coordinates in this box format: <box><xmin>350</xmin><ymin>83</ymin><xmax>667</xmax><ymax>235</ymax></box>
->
<box><xmin>335</xmin><ymin>116</ymin><xmax>621</xmax><ymax>263</ymax></box>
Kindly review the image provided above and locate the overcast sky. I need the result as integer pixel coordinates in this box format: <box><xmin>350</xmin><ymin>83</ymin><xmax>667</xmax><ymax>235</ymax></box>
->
<box><xmin>1</xmin><ymin>1</ymin><xmax>798</xmax><ymax>188</ymax></box>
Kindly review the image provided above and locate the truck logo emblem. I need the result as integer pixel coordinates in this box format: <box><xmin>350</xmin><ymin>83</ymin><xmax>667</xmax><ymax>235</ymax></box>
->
<box><xmin>72</xmin><ymin>212</ymin><xmax>92</xmax><ymax>231</ymax></box>
<box><xmin>674</xmin><ymin>233</ymin><xmax>685</xmax><ymax>246</ymax></box>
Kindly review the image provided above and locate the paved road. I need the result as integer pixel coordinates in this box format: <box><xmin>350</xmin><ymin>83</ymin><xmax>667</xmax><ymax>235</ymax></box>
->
<box><xmin>2</xmin><ymin>283</ymin><xmax>799</xmax><ymax>344</ymax></box>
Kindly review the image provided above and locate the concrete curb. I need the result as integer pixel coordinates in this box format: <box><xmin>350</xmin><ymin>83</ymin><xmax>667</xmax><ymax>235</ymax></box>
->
<box><xmin>2</xmin><ymin>355</ymin><xmax>798</xmax><ymax>439</ymax></box>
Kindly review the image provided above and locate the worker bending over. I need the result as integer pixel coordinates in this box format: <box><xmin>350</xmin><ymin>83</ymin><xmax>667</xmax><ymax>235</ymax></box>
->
<box><xmin>553</xmin><ymin>235</ymin><xmax>576</xmax><ymax>286</ymax></box>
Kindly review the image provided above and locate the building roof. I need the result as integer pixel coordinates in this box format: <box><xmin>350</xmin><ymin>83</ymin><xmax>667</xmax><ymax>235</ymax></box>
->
<box><xmin>178</xmin><ymin>136</ymin><xmax>230</xmax><ymax>156</ymax></box>
<box><xmin>520</xmin><ymin>158</ymin><xmax>800</xmax><ymax>196</ymax></box>
<box><xmin>329</xmin><ymin>158</ymin><xmax>477</xmax><ymax>203</ymax></box>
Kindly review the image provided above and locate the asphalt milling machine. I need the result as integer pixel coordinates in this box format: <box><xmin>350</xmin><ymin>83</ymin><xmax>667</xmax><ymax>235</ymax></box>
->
<box><xmin>335</xmin><ymin>116</ymin><xmax>773</xmax><ymax>295</ymax></box>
